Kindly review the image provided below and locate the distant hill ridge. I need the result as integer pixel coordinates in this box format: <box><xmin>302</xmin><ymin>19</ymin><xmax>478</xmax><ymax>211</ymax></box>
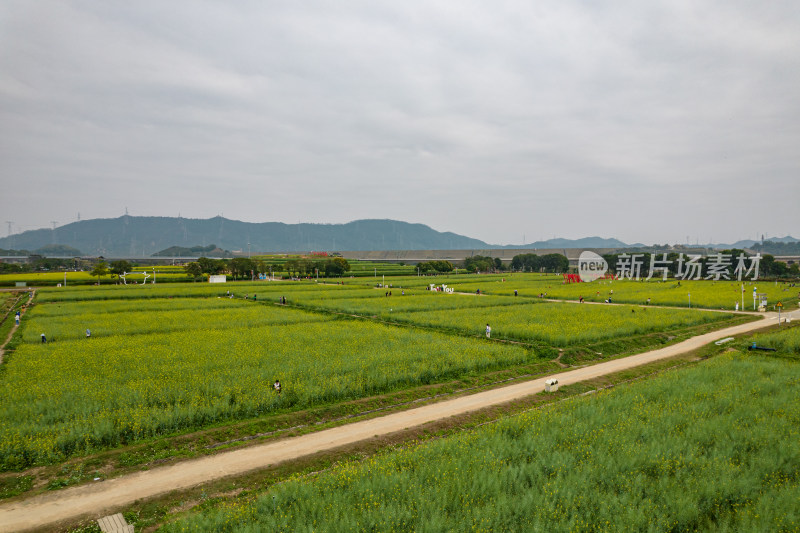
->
<box><xmin>0</xmin><ymin>216</ymin><xmax>795</xmax><ymax>257</ymax></box>
<box><xmin>0</xmin><ymin>217</ymin><xmax>489</xmax><ymax>256</ymax></box>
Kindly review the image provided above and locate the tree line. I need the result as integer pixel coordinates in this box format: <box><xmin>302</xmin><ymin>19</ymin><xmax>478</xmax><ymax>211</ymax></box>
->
<box><xmin>183</xmin><ymin>256</ymin><xmax>351</xmax><ymax>280</ymax></box>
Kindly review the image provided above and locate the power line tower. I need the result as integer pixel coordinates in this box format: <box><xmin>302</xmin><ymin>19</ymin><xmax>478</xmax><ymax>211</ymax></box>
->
<box><xmin>5</xmin><ymin>221</ymin><xmax>13</xmax><ymax>236</ymax></box>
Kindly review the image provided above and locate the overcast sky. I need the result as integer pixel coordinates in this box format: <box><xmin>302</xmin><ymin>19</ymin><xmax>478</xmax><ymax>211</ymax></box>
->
<box><xmin>1</xmin><ymin>1</ymin><xmax>798</xmax><ymax>245</ymax></box>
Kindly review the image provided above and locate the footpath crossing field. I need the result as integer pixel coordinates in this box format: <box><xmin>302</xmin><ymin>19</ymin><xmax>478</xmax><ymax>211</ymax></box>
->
<box><xmin>162</xmin><ymin>325</ymin><xmax>800</xmax><ymax>532</ymax></box>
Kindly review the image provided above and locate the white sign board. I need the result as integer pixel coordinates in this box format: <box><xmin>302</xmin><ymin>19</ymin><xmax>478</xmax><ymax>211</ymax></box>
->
<box><xmin>208</xmin><ymin>275</ymin><xmax>227</xmax><ymax>283</ymax></box>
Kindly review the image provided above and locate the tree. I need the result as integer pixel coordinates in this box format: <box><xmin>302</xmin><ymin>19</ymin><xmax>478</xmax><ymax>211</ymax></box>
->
<box><xmin>511</xmin><ymin>253</ymin><xmax>569</xmax><ymax>273</ymax></box>
<box><xmin>463</xmin><ymin>255</ymin><xmax>494</xmax><ymax>273</ymax></box>
<box><xmin>324</xmin><ymin>257</ymin><xmax>351</xmax><ymax>277</ymax></box>
<box><xmin>229</xmin><ymin>258</ymin><xmax>255</xmax><ymax>280</ymax></box>
<box><xmin>417</xmin><ymin>260</ymin><xmax>454</xmax><ymax>274</ymax></box>
<box><xmin>109</xmin><ymin>260</ymin><xmax>132</xmax><ymax>283</ymax></box>
<box><xmin>90</xmin><ymin>260</ymin><xmax>108</xmax><ymax>284</ymax></box>
<box><xmin>197</xmin><ymin>257</ymin><xmax>226</xmax><ymax>275</ymax></box>
<box><xmin>184</xmin><ymin>262</ymin><xmax>203</xmax><ymax>280</ymax></box>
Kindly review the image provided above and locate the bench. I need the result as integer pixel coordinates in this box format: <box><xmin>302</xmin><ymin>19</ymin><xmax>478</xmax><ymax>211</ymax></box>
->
<box><xmin>97</xmin><ymin>513</ymin><xmax>134</xmax><ymax>533</ymax></box>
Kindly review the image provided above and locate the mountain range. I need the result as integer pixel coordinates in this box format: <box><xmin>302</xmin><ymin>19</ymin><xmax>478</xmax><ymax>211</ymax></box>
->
<box><xmin>0</xmin><ymin>216</ymin><xmax>796</xmax><ymax>257</ymax></box>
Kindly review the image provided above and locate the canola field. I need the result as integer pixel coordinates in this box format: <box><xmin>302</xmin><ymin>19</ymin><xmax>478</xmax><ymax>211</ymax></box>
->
<box><xmin>0</xmin><ymin>314</ymin><xmax>532</xmax><ymax>469</ymax></box>
<box><xmin>392</xmin><ymin>302</ymin><xmax>736</xmax><ymax>345</ymax></box>
<box><xmin>293</xmin><ymin>291</ymin><xmax>534</xmax><ymax>316</ymax></box>
<box><xmin>448</xmin><ymin>277</ymin><xmax>799</xmax><ymax>310</ymax></box>
<box><xmin>19</xmin><ymin>299</ymin><xmax>331</xmax><ymax>343</ymax></box>
<box><xmin>33</xmin><ymin>280</ymin><xmax>331</xmax><ymax>302</ymax></box>
<box><xmin>162</xmin><ymin>343</ymin><xmax>800</xmax><ymax>532</ymax></box>
<box><xmin>0</xmin><ymin>278</ymin><xmax>761</xmax><ymax>469</ymax></box>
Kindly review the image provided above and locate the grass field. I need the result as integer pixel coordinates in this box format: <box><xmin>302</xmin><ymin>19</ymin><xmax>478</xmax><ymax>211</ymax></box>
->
<box><xmin>161</xmin><ymin>337</ymin><xmax>800</xmax><ymax>532</ymax></box>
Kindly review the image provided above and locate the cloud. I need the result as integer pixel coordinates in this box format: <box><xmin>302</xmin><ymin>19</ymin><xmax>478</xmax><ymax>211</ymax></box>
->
<box><xmin>1</xmin><ymin>0</ymin><xmax>798</xmax><ymax>244</ymax></box>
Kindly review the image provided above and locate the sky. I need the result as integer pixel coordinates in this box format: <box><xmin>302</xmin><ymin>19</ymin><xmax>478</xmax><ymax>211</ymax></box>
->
<box><xmin>1</xmin><ymin>1</ymin><xmax>798</xmax><ymax>246</ymax></box>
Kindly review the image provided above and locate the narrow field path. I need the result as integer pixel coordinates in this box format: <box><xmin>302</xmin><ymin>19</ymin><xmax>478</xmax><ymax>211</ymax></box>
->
<box><xmin>0</xmin><ymin>311</ymin><xmax>793</xmax><ymax>532</ymax></box>
<box><xmin>0</xmin><ymin>291</ymin><xmax>30</xmax><ymax>365</ymax></box>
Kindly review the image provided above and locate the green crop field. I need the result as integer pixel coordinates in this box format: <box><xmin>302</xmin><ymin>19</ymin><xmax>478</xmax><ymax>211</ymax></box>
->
<box><xmin>294</xmin><ymin>292</ymin><xmax>535</xmax><ymax>317</ymax></box>
<box><xmin>391</xmin><ymin>302</ymin><xmax>737</xmax><ymax>345</ymax></box>
<box><xmin>19</xmin><ymin>299</ymin><xmax>331</xmax><ymax>343</ymax></box>
<box><xmin>0</xmin><ymin>309</ymin><xmax>532</xmax><ymax>469</ymax></box>
<box><xmin>161</xmin><ymin>338</ymin><xmax>800</xmax><ymax>532</ymax></box>
<box><xmin>0</xmin><ymin>278</ymin><xmax>776</xmax><ymax>474</ymax></box>
<box><xmin>446</xmin><ymin>276</ymin><xmax>799</xmax><ymax>310</ymax></box>
<box><xmin>33</xmin><ymin>280</ymin><xmax>327</xmax><ymax>302</ymax></box>
<box><xmin>0</xmin><ymin>271</ymin><xmax>188</xmax><ymax>286</ymax></box>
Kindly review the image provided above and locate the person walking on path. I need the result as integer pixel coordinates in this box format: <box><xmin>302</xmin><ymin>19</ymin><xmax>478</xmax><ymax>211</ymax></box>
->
<box><xmin>735</xmin><ymin>302</ymin><xmax>739</xmax><ymax>311</ymax></box>
<box><xmin>485</xmin><ymin>324</ymin><xmax>491</xmax><ymax>338</ymax></box>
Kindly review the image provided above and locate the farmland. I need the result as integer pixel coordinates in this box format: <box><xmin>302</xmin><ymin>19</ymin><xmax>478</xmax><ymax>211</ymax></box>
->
<box><xmin>0</xmin><ymin>278</ymin><xmax>754</xmax><ymax>470</ymax></box>
<box><xmin>391</xmin><ymin>302</ymin><xmax>736</xmax><ymax>345</ymax></box>
<box><xmin>0</xmin><ymin>270</ymin><xmax>794</xmax><ymax>532</ymax></box>
<box><xmin>1</xmin><ymin>310</ymin><xmax>533</xmax><ymax>468</ymax></box>
<box><xmin>162</xmin><ymin>334</ymin><xmax>800</xmax><ymax>532</ymax></box>
<box><xmin>444</xmin><ymin>277</ymin><xmax>799</xmax><ymax>310</ymax></box>
<box><xmin>292</xmin><ymin>291</ymin><xmax>534</xmax><ymax>316</ymax></box>
<box><xmin>19</xmin><ymin>299</ymin><xmax>331</xmax><ymax>343</ymax></box>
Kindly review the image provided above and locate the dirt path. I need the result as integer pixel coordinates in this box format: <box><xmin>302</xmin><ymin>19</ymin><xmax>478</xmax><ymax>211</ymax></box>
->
<box><xmin>0</xmin><ymin>323</ymin><xmax>18</xmax><ymax>365</ymax></box>
<box><xmin>0</xmin><ymin>311</ymin><xmax>794</xmax><ymax>532</ymax></box>
<box><xmin>0</xmin><ymin>291</ymin><xmax>29</xmax><ymax>365</ymax></box>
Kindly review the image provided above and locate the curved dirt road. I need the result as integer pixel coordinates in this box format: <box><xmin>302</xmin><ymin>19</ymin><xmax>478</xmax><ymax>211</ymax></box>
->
<box><xmin>0</xmin><ymin>311</ymin><xmax>792</xmax><ymax>532</ymax></box>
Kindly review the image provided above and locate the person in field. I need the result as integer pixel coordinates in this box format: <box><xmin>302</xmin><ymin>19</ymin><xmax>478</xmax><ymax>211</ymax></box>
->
<box><xmin>86</xmin><ymin>329</ymin><xmax>91</xmax><ymax>338</ymax></box>
<box><xmin>273</xmin><ymin>380</ymin><xmax>281</xmax><ymax>394</ymax></box>
<box><xmin>485</xmin><ymin>324</ymin><xmax>491</xmax><ymax>338</ymax></box>
<box><xmin>41</xmin><ymin>333</ymin><xmax>46</xmax><ymax>344</ymax></box>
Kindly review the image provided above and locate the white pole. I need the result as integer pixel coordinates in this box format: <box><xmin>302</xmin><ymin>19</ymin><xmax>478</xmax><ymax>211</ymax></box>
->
<box><xmin>64</xmin><ymin>271</ymin><xmax>67</xmax><ymax>287</ymax></box>
<box><xmin>153</xmin><ymin>267</ymin><xmax>156</xmax><ymax>284</ymax></box>
<box><xmin>741</xmin><ymin>283</ymin><xmax>744</xmax><ymax>312</ymax></box>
